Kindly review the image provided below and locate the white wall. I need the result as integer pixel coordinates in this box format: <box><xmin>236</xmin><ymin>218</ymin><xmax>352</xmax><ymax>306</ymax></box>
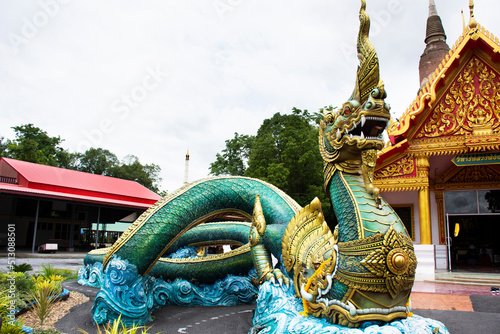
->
<box><xmin>381</xmin><ymin>190</ymin><xmax>420</xmax><ymax>242</ymax></box>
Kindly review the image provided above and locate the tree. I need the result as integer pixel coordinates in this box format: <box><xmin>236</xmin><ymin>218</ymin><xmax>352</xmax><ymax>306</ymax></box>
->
<box><xmin>209</xmin><ymin>133</ymin><xmax>254</xmax><ymax>176</ymax></box>
<box><xmin>77</xmin><ymin>148</ymin><xmax>119</xmax><ymax>175</ymax></box>
<box><xmin>246</xmin><ymin>109</ymin><xmax>324</xmax><ymax>206</ymax></box>
<box><xmin>110</xmin><ymin>155</ymin><xmax>162</xmax><ymax>193</ymax></box>
<box><xmin>209</xmin><ymin>109</ymin><xmax>333</xmax><ymax>223</ymax></box>
<box><xmin>4</xmin><ymin>124</ymin><xmax>74</xmax><ymax>167</ymax></box>
<box><xmin>0</xmin><ymin>137</ymin><xmax>9</xmax><ymax>157</ymax></box>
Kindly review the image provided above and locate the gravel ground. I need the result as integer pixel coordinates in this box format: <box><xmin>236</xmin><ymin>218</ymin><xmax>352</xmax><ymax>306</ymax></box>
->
<box><xmin>19</xmin><ymin>291</ymin><xmax>90</xmax><ymax>332</ymax></box>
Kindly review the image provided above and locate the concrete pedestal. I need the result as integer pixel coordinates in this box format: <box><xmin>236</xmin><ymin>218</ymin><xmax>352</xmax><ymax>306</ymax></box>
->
<box><xmin>434</xmin><ymin>244</ymin><xmax>448</xmax><ymax>271</ymax></box>
<box><xmin>414</xmin><ymin>244</ymin><xmax>435</xmax><ymax>281</ymax></box>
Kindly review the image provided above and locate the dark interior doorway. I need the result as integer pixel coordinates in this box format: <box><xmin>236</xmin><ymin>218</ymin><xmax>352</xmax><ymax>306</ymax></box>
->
<box><xmin>448</xmin><ymin>215</ymin><xmax>500</xmax><ymax>272</ymax></box>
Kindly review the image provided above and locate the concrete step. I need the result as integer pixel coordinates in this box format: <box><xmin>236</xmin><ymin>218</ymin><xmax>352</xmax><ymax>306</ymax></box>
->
<box><xmin>428</xmin><ymin>276</ymin><xmax>500</xmax><ymax>287</ymax></box>
<box><xmin>424</xmin><ymin>280</ymin><xmax>500</xmax><ymax>287</ymax></box>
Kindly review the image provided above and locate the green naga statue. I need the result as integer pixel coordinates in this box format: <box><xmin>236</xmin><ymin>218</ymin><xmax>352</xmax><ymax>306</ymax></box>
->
<box><xmin>82</xmin><ymin>0</ymin><xmax>417</xmax><ymax>329</ymax></box>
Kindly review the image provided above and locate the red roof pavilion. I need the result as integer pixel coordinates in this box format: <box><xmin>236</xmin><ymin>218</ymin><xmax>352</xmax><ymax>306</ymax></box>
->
<box><xmin>0</xmin><ymin>157</ymin><xmax>161</xmax><ymax>209</ymax></box>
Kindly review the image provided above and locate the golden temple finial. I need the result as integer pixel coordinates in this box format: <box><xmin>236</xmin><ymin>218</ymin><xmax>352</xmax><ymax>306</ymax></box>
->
<box><xmin>469</xmin><ymin>0</ymin><xmax>478</xmax><ymax>29</ymax></box>
<box><xmin>461</xmin><ymin>10</ymin><xmax>466</xmax><ymax>32</ymax></box>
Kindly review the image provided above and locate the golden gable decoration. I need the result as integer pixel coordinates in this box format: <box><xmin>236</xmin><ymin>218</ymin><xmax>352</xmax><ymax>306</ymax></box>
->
<box><xmin>374</xmin><ymin>157</ymin><xmax>415</xmax><ymax>179</ymax></box>
<box><xmin>386</xmin><ymin>24</ymin><xmax>500</xmax><ymax>142</ymax></box>
<box><xmin>417</xmin><ymin>56</ymin><xmax>500</xmax><ymax>139</ymax></box>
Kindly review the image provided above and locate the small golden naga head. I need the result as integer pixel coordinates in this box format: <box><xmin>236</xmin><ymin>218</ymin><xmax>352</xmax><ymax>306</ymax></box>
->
<box><xmin>320</xmin><ymin>0</ymin><xmax>391</xmax><ymax>164</ymax></box>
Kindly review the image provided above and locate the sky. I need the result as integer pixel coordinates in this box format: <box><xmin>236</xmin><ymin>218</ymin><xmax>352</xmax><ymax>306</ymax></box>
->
<box><xmin>1</xmin><ymin>0</ymin><xmax>499</xmax><ymax>194</ymax></box>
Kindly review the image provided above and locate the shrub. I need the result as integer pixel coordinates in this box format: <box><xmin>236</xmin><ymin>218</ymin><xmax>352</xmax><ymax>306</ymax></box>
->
<box><xmin>40</xmin><ymin>264</ymin><xmax>58</xmax><ymax>278</ymax></box>
<box><xmin>12</xmin><ymin>263</ymin><xmax>33</xmax><ymax>274</ymax></box>
<box><xmin>76</xmin><ymin>315</ymin><xmax>152</xmax><ymax>334</ymax></box>
<box><xmin>32</xmin><ymin>276</ymin><xmax>62</xmax><ymax>295</ymax></box>
<box><xmin>15</xmin><ymin>272</ymin><xmax>36</xmax><ymax>296</ymax></box>
<box><xmin>37</xmin><ymin>264</ymin><xmax>78</xmax><ymax>281</ymax></box>
<box><xmin>0</xmin><ymin>320</ymin><xmax>26</xmax><ymax>334</ymax></box>
<box><xmin>0</xmin><ymin>272</ymin><xmax>32</xmax><ymax>291</ymax></box>
<box><xmin>0</xmin><ymin>273</ymin><xmax>34</xmax><ymax>308</ymax></box>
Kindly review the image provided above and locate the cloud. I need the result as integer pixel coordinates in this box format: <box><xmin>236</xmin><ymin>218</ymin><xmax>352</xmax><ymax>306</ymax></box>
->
<box><xmin>1</xmin><ymin>0</ymin><xmax>499</xmax><ymax>193</ymax></box>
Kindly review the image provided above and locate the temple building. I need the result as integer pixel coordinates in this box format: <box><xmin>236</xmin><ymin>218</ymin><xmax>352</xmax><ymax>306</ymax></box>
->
<box><xmin>375</xmin><ymin>0</ymin><xmax>500</xmax><ymax>279</ymax></box>
<box><xmin>0</xmin><ymin>157</ymin><xmax>161</xmax><ymax>252</ymax></box>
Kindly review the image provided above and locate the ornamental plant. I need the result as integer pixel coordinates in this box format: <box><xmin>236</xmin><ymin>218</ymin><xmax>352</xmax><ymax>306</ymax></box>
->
<box><xmin>0</xmin><ymin>321</ymin><xmax>26</xmax><ymax>334</ymax></box>
<box><xmin>11</xmin><ymin>263</ymin><xmax>33</xmax><ymax>274</ymax></box>
<box><xmin>40</xmin><ymin>264</ymin><xmax>58</xmax><ymax>278</ymax></box>
<box><xmin>32</xmin><ymin>276</ymin><xmax>62</xmax><ymax>295</ymax></box>
<box><xmin>0</xmin><ymin>272</ymin><xmax>33</xmax><ymax>309</ymax></box>
<box><xmin>76</xmin><ymin>315</ymin><xmax>152</xmax><ymax>334</ymax></box>
<box><xmin>28</xmin><ymin>279</ymin><xmax>59</xmax><ymax>328</ymax></box>
<box><xmin>0</xmin><ymin>288</ymin><xmax>26</xmax><ymax>333</ymax></box>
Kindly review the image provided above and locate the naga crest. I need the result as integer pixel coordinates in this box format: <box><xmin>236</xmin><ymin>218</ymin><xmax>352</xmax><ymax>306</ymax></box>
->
<box><xmin>320</xmin><ymin>0</ymin><xmax>391</xmax><ymax>198</ymax></box>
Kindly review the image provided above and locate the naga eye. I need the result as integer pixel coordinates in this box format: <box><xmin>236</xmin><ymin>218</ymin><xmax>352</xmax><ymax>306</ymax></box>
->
<box><xmin>343</xmin><ymin>107</ymin><xmax>351</xmax><ymax>115</ymax></box>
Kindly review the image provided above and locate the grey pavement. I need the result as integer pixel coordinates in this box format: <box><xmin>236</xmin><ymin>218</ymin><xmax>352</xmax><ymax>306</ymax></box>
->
<box><xmin>62</xmin><ymin>280</ymin><xmax>99</xmax><ymax>298</ymax></box>
<box><xmin>56</xmin><ymin>298</ymin><xmax>500</xmax><ymax>334</ymax></box>
<box><xmin>58</xmin><ymin>281</ymin><xmax>255</xmax><ymax>334</ymax></box>
<box><xmin>57</xmin><ymin>281</ymin><xmax>500</xmax><ymax>334</ymax></box>
<box><xmin>0</xmin><ymin>251</ymin><xmax>85</xmax><ymax>273</ymax></box>
<box><xmin>7</xmin><ymin>252</ymin><xmax>500</xmax><ymax>334</ymax></box>
<box><xmin>55</xmin><ymin>299</ymin><xmax>255</xmax><ymax>334</ymax></box>
<box><xmin>415</xmin><ymin>309</ymin><xmax>500</xmax><ymax>334</ymax></box>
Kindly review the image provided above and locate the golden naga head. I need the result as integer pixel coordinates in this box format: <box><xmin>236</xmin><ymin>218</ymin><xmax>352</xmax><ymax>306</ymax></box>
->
<box><xmin>320</xmin><ymin>0</ymin><xmax>391</xmax><ymax>165</ymax></box>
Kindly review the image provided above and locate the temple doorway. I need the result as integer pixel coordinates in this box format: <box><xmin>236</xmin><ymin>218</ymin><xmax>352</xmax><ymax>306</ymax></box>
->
<box><xmin>447</xmin><ymin>214</ymin><xmax>500</xmax><ymax>272</ymax></box>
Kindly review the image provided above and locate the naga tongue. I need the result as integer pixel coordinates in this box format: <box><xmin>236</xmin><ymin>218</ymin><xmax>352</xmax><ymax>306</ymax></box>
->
<box><xmin>369</xmin><ymin>126</ymin><xmax>383</xmax><ymax>137</ymax></box>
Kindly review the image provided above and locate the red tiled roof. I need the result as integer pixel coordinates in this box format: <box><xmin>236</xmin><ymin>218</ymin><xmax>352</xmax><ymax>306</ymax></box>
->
<box><xmin>0</xmin><ymin>157</ymin><xmax>161</xmax><ymax>208</ymax></box>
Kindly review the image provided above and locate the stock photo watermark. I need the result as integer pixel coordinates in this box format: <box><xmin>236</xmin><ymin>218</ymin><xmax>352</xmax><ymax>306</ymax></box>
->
<box><xmin>8</xmin><ymin>0</ymin><xmax>71</xmax><ymax>55</ymax></box>
<box><xmin>6</xmin><ymin>224</ymin><xmax>17</xmax><ymax>325</ymax></box>
<box><xmin>213</xmin><ymin>0</ymin><xmax>245</xmax><ymax>21</ymax></box>
<box><xmin>76</xmin><ymin>65</ymin><xmax>169</xmax><ymax>152</ymax></box>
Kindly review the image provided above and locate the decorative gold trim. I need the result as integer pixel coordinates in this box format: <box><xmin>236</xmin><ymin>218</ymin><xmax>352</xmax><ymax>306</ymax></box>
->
<box><xmin>282</xmin><ymin>197</ymin><xmax>336</xmax><ymax>297</ymax></box>
<box><xmin>434</xmin><ymin>191</ymin><xmax>446</xmax><ymax>245</ymax></box>
<box><xmin>188</xmin><ymin>240</ymin><xmax>245</xmax><ymax>248</ymax></box>
<box><xmin>103</xmin><ymin>176</ymin><xmax>301</xmax><ymax>269</ymax></box>
<box><xmin>336</xmin><ymin>227</ymin><xmax>416</xmax><ymax>299</ymax></box>
<box><xmin>144</xmin><ymin>209</ymin><xmax>252</xmax><ymax>275</ymax></box>
<box><xmin>88</xmin><ymin>247</ymin><xmax>111</xmax><ymax>255</ymax></box>
<box><xmin>406</xmin><ymin>136</ymin><xmax>500</xmax><ymax>157</ymax></box>
<box><xmin>415</xmin><ymin>56</ymin><xmax>500</xmax><ymax>140</ymax></box>
<box><xmin>374</xmin><ymin>157</ymin><xmax>415</xmax><ymax>178</ymax></box>
<box><xmin>441</xmin><ymin>164</ymin><xmax>500</xmax><ymax>190</ymax></box>
<box><xmin>308</xmin><ymin>301</ymin><xmax>407</xmax><ymax>328</ymax></box>
<box><xmin>158</xmin><ymin>244</ymin><xmax>251</xmax><ymax>264</ymax></box>
<box><xmin>469</xmin><ymin>0</ymin><xmax>478</xmax><ymax>29</ymax></box>
<box><xmin>374</xmin><ymin>176</ymin><xmax>429</xmax><ymax>192</ymax></box>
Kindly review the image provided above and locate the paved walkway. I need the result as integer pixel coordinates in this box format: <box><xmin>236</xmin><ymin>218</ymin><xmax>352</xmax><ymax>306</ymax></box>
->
<box><xmin>10</xmin><ymin>252</ymin><xmax>500</xmax><ymax>333</ymax></box>
<box><xmin>58</xmin><ymin>278</ymin><xmax>500</xmax><ymax>334</ymax></box>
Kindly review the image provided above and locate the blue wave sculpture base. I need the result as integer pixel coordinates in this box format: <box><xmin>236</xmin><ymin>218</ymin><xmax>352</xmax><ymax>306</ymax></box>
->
<box><xmin>79</xmin><ymin>259</ymin><xmax>449</xmax><ymax>332</ymax></box>
<box><xmin>80</xmin><ymin>256</ymin><xmax>258</xmax><ymax>326</ymax></box>
<box><xmin>250</xmin><ymin>281</ymin><xmax>450</xmax><ymax>334</ymax></box>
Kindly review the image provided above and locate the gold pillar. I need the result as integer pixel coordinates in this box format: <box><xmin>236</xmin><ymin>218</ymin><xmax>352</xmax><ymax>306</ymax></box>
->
<box><xmin>416</xmin><ymin>155</ymin><xmax>432</xmax><ymax>245</ymax></box>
